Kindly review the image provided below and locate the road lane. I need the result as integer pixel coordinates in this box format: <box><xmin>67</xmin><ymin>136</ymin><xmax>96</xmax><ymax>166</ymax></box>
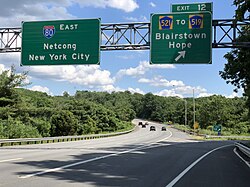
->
<box><xmin>173</xmin><ymin>144</ymin><xmax>250</xmax><ymax>187</ymax></box>
<box><xmin>0</xmin><ymin>121</ymin><xmax>248</xmax><ymax>187</ymax></box>
<box><xmin>0</xmin><ymin>120</ymin><xmax>172</xmax><ymax>186</ymax></box>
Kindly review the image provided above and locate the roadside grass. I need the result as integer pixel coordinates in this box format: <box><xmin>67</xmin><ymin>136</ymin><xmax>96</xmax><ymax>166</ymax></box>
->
<box><xmin>172</xmin><ymin>124</ymin><xmax>250</xmax><ymax>141</ymax></box>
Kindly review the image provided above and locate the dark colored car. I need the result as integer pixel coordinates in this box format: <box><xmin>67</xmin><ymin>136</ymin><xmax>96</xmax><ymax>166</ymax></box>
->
<box><xmin>142</xmin><ymin>124</ymin><xmax>146</xmax><ymax>128</ymax></box>
<box><xmin>138</xmin><ymin>121</ymin><xmax>143</xmax><ymax>126</ymax></box>
<box><xmin>161</xmin><ymin>127</ymin><xmax>166</xmax><ymax>131</ymax></box>
<box><xmin>150</xmin><ymin>126</ymin><xmax>156</xmax><ymax>131</ymax></box>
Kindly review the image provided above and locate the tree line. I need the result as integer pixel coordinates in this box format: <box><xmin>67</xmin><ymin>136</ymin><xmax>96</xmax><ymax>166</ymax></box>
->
<box><xmin>0</xmin><ymin>66</ymin><xmax>250</xmax><ymax>139</ymax></box>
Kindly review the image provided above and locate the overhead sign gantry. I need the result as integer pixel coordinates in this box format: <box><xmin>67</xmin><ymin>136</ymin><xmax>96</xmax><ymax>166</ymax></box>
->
<box><xmin>1</xmin><ymin>2</ymin><xmax>250</xmax><ymax>65</ymax></box>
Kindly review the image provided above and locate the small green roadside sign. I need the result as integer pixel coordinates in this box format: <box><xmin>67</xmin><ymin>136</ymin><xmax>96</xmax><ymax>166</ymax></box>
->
<box><xmin>213</xmin><ymin>124</ymin><xmax>222</xmax><ymax>132</ymax></box>
<box><xmin>21</xmin><ymin>19</ymin><xmax>101</xmax><ymax>66</ymax></box>
<box><xmin>150</xmin><ymin>12</ymin><xmax>212</xmax><ymax>64</ymax></box>
<box><xmin>172</xmin><ymin>2</ymin><xmax>213</xmax><ymax>13</ymax></box>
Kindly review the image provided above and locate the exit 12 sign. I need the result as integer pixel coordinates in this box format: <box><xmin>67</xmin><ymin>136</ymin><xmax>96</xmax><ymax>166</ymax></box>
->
<box><xmin>171</xmin><ymin>2</ymin><xmax>213</xmax><ymax>13</ymax></box>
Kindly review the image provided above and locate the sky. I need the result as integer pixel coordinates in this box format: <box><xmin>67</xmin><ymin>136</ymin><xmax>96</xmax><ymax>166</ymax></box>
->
<box><xmin>0</xmin><ymin>0</ymin><xmax>244</xmax><ymax>98</ymax></box>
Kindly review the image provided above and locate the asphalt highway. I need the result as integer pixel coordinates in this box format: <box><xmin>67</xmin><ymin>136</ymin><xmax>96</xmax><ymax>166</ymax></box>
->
<box><xmin>0</xmin><ymin>120</ymin><xmax>249</xmax><ymax>187</ymax></box>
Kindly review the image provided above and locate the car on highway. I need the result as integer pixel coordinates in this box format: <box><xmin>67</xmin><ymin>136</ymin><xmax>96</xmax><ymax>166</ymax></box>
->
<box><xmin>161</xmin><ymin>127</ymin><xmax>166</xmax><ymax>131</ymax></box>
<box><xmin>138</xmin><ymin>121</ymin><xmax>143</xmax><ymax>126</ymax></box>
<box><xmin>150</xmin><ymin>126</ymin><xmax>156</xmax><ymax>131</ymax></box>
<box><xmin>141</xmin><ymin>124</ymin><xmax>146</xmax><ymax>128</ymax></box>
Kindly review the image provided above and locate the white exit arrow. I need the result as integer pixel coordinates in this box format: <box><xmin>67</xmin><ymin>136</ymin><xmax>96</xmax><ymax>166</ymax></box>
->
<box><xmin>175</xmin><ymin>51</ymin><xmax>186</xmax><ymax>62</ymax></box>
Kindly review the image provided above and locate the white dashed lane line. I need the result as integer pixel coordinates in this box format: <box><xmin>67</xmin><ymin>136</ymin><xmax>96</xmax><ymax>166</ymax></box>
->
<box><xmin>0</xmin><ymin>158</ymin><xmax>23</xmax><ymax>163</ymax></box>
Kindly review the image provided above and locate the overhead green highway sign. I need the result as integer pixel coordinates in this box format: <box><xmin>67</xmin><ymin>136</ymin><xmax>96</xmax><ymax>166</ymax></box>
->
<box><xmin>21</xmin><ymin>19</ymin><xmax>100</xmax><ymax>66</ymax></box>
<box><xmin>171</xmin><ymin>2</ymin><xmax>213</xmax><ymax>13</ymax></box>
<box><xmin>150</xmin><ymin>12</ymin><xmax>212</xmax><ymax>64</ymax></box>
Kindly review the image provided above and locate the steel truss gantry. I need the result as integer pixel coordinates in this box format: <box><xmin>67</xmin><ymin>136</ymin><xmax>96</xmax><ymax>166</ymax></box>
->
<box><xmin>0</xmin><ymin>19</ymin><xmax>250</xmax><ymax>53</ymax></box>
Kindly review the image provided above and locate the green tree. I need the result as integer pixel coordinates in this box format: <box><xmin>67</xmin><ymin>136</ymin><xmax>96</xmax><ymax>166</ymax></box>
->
<box><xmin>32</xmin><ymin>118</ymin><xmax>51</xmax><ymax>137</ymax></box>
<box><xmin>2</xmin><ymin>118</ymin><xmax>40</xmax><ymax>138</ymax></box>
<box><xmin>63</xmin><ymin>91</ymin><xmax>70</xmax><ymax>97</ymax></box>
<box><xmin>196</xmin><ymin>95</ymin><xmax>229</xmax><ymax>128</ymax></box>
<box><xmin>0</xmin><ymin>122</ymin><xmax>4</xmax><ymax>138</ymax></box>
<box><xmin>50</xmin><ymin>110</ymin><xmax>78</xmax><ymax>136</ymax></box>
<box><xmin>0</xmin><ymin>65</ymin><xmax>28</xmax><ymax>107</ymax></box>
<box><xmin>233</xmin><ymin>0</ymin><xmax>250</xmax><ymax>20</ymax></box>
<box><xmin>220</xmin><ymin>1</ymin><xmax>250</xmax><ymax>119</ymax></box>
<box><xmin>79</xmin><ymin>116</ymin><xmax>98</xmax><ymax>134</ymax></box>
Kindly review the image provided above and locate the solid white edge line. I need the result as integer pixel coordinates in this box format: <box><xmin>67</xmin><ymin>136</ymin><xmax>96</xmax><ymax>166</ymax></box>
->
<box><xmin>160</xmin><ymin>127</ymin><xmax>173</xmax><ymax>142</ymax></box>
<box><xmin>0</xmin><ymin>158</ymin><xmax>23</xmax><ymax>163</ymax></box>
<box><xmin>20</xmin><ymin>128</ymin><xmax>173</xmax><ymax>179</ymax></box>
<box><xmin>233</xmin><ymin>147</ymin><xmax>250</xmax><ymax>168</ymax></box>
<box><xmin>165</xmin><ymin>144</ymin><xmax>233</xmax><ymax>187</ymax></box>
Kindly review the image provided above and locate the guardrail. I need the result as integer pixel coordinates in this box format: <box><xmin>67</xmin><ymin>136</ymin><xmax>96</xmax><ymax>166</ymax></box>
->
<box><xmin>205</xmin><ymin>135</ymin><xmax>250</xmax><ymax>139</ymax></box>
<box><xmin>235</xmin><ymin>142</ymin><xmax>250</xmax><ymax>158</ymax></box>
<box><xmin>0</xmin><ymin>128</ymin><xmax>135</xmax><ymax>147</ymax></box>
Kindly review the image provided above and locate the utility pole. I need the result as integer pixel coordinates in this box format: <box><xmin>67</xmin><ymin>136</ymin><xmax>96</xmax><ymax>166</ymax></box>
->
<box><xmin>193</xmin><ymin>89</ymin><xmax>196</xmax><ymax>128</ymax></box>
<box><xmin>184</xmin><ymin>99</ymin><xmax>187</xmax><ymax>127</ymax></box>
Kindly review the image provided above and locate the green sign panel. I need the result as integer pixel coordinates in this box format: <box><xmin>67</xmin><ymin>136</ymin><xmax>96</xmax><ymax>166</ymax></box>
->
<box><xmin>150</xmin><ymin>12</ymin><xmax>212</xmax><ymax>64</ymax></box>
<box><xmin>213</xmin><ymin>125</ymin><xmax>222</xmax><ymax>132</ymax></box>
<box><xmin>21</xmin><ymin>19</ymin><xmax>100</xmax><ymax>66</ymax></box>
<box><xmin>172</xmin><ymin>2</ymin><xmax>213</xmax><ymax>13</ymax></box>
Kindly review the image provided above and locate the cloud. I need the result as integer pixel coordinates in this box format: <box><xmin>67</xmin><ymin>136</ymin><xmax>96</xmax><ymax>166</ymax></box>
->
<box><xmin>116</xmin><ymin>61</ymin><xmax>175</xmax><ymax>78</ymax></box>
<box><xmin>28</xmin><ymin>65</ymin><xmax>114</xmax><ymax>88</ymax></box>
<box><xmin>197</xmin><ymin>92</ymin><xmax>243</xmax><ymax>98</ymax></box>
<box><xmin>174</xmin><ymin>86</ymin><xmax>207</xmax><ymax>95</ymax></box>
<box><xmin>156</xmin><ymin>86</ymin><xmax>209</xmax><ymax>98</ymax></box>
<box><xmin>155</xmin><ymin>89</ymin><xmax>183</xmax><ymax>98</ymax></box>
<box><xmin>124</xmin><ymin>16</ymin><xmax>149</xmax><ymax>22</ymax></box>
<box><xmin>137</xmin><ymin>75</ymin><xmax>208</xmax><ymax>98</ymax></box>
<box><xmin>0</xmin><ymin>2</ymin><xmax>75</xmax><ymax>26</ymax></box>
<box><xmin>128</xmin><ymin>87</ymin><xmax>145</xmax><ymax>94</ymax></box>
<box><xmin>224</xmin><ymin>91</ymin><xmax>243</xmax><ymax>98</ymax></box>
<box><xmin>138</xmin><ymin>76</ymin><xmax>185</xmax><ymax>87</ymax></box>
<box><xmin>149</xmin><ymin>2</ymin><xmax>156</xmax><ymax>7</ymax></box>
<box><xmin>0</xmin><ymin>53</ymin><xmax>20</xmax><ymax>66</ymax></box>
<box><xmin>98</xmin><ymin>84</ymin><xmax>126</xmax><ymax>93</ymax></box>
<box><xmin>0</xmin><ymin>0</ymin><xmax>139</xmax><ymax>26</ymax></box>
<box><xmin>75</xmin><ymin>0</ymin><xmax>139</xmax><ymax>12</ymax></box>
<box><xmin>117</xmin><ymin>63</ymin><xmax>147</xmax><ymax>78</ymax></box>
<box><xmin>0</xmin><ymin>53</ymin><xmax>115</xmax><ymax>90</ymax></box>
<box><xmin>97</xmin><ymin>85</ymin><xmax>145</xmax><ymax>95</ymax></box>
<box><xmin>0</xmin><ymin>64</ymin><xmax>6</xmax><ymax>73</ymax></box>
<box><xmin>105</xmin><ymin>0</ymin><xmax>139</xmax><ymax>12</ymax></box>
<box><xmin>197</xmin><ymin>92</ymin><xmax>214</xmax><ymax>98</ymax></box>
<box><xmin>28</xmin><ymin>85</ymin><xmax>53</xmax><ymax>95</ymax></box>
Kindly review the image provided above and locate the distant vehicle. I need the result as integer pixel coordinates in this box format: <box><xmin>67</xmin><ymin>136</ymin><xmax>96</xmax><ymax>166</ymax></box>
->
<box><xmin>142</xmin><ymin>124</ymin><xmax>146</xmax><ymax>128</ymax></box>
<box><xmin>161</xmin><ymin>127</ymin><xmax>166</xmax><ymax>131</ymax></box>
<box><xmin>150</xmin><ymin>126</ymin><xmax>156</xmax><ymax>131</ymax></box>
<box><xmin>145</xmin><ymin>122</ymin><xmax>149</xmax><ymax>125</ymax></box>
<box><xmin>138</xmin><ymin>121</ymin><xmax>143</xmax><ymax>126</ymax></box>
